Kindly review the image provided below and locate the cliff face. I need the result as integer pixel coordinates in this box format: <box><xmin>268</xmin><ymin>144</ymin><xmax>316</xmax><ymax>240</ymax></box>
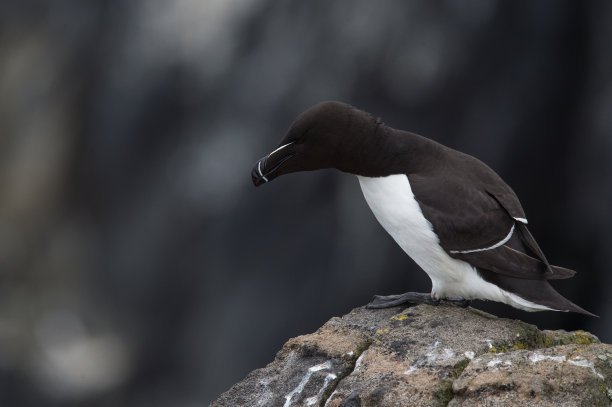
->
<box><xmin>210</xmin><ymin>304</ymin><xmax>612</xmax><ymax>407</ymax></box>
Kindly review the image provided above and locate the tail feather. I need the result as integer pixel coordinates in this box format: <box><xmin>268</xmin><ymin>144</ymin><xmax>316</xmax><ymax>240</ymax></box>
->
<box><xmin>477</xmin><ymin>268</ymin><xmax>597</xmax><ymax>317</ymax></box>
<box><xmin>547</xmin><ymin>265</ymin><xmax>577</xmax><ymax>280</ymax></box>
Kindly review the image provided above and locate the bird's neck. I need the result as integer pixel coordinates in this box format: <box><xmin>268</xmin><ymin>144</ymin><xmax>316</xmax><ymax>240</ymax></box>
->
<box><xmin>337</xmin><ymin>114</ymin><xmax>445</xmax><ymax>177</ymax></box>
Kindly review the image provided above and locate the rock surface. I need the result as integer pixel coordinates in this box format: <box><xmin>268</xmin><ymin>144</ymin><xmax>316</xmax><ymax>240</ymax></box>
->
<box><xmin>210</xmin><ymin>304</ymin><xmax>612</xmax><ymax>407</ymax></box>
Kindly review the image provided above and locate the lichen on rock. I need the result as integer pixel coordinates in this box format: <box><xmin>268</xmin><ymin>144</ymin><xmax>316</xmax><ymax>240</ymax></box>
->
<box><xmin>210</xmin><ymin>304</ymin><xmax>610</xmax><ymax>407</ymax></box>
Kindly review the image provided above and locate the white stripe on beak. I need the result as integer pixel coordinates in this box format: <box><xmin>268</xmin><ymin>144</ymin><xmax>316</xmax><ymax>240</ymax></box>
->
<box><xmin>257</xmin><ymin>161</ymin><xmax>268</xmax><ymax>183</ymax></box>
<box><xmin>267</xmin><ymin>141</ymin><xmax>294</xmax><ymax>158</ymax></box>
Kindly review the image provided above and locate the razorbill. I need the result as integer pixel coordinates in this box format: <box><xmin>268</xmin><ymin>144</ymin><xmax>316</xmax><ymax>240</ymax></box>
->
<box><xmin>251</xmin><ymin>101</ymin><xmax>595</xmax><ymax>316</ymax></box>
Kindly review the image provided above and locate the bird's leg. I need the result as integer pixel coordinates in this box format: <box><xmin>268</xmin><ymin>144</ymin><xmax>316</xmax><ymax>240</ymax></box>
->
<box><xmin>366</xmin><ymin>292</ymin><xmax>440</xmax><ymax>309</ymax></box>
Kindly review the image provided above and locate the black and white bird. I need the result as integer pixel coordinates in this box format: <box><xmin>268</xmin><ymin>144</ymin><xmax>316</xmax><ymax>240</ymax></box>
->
<box><xmin>251</xmin><ymin>101</ymin><xmax>594</xmax><ymax>316</ymax></box>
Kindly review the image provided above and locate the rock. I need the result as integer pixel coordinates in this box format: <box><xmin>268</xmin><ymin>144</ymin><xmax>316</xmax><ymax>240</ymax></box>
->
<box><xmin>210</xmin><ymin>304</ymin><xmax>612</xmax><ymax>407</ymax></box>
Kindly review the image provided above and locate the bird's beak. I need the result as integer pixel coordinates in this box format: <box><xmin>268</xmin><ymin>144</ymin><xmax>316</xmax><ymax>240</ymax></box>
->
<box><xmin>251</xmin><ymin>142</ymin><xmax>295</xmax><ymax>187</ymax></box>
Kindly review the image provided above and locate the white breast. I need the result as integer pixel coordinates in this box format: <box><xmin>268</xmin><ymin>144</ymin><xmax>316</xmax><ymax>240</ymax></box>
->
<box><xmin>356</xmin><ymin>174</ymin><xmax>552</xmax><ymax>312</ymax></box>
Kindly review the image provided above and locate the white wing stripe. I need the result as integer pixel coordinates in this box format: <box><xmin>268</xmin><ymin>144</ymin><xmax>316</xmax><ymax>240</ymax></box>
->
<box><xmin>449</xmin><ymin>224</ymin><xmax>515</xmax><ymax>254</ymax></box>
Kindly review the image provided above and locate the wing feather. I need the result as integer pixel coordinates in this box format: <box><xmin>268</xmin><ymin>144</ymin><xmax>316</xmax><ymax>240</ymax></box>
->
<box><xmin>406</xmin><ymin>154</ymin><xmax>575</xmax><ymax>281</ymax></box>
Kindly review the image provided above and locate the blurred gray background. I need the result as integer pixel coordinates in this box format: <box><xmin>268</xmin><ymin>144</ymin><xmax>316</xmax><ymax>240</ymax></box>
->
<box><xmin>1</xmin><ymin>0</ymin><xmax>611</xmax><ymax>406</ymax></box>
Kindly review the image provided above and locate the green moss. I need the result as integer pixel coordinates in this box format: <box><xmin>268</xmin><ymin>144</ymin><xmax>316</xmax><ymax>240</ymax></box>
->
<box><xmin>573</xmin><ymin>330</ymin><xmax>597</xmax><ymax>345</ymax></box>
<box><xmin>513</xmin><ymin>342</ymin><xmax>529</xmax><ymax>351</ymax></box>
<box><xmin>430</xmin><ymin>324</ymin><xmax>599</xmax><ymax>406</ymax></box>
<box><xmin>432</xmin><ymin>378</ymin><xmax>455</xmax><ymax>407</ymax></box>
<box><xmin>486</xmin><ymin>328</ymin><xmax>599</xmax><ymax>356</ymax></box>
<box><xmin>544</xmin><ymin>335</ymin><xmax>553</xmax><ymax>347</ymax></box>
<box><xmin>486</xmin><ymin>342</ymin><xmax>516</xmax><ymax>354</ymax></box>
<box><xmin>538</xmin><ymin>330</ymin><xmax>598</xmax><ymax>347</ymax></box>
<box><xmin>599</xmin><ymin>381</ymin><xmax>611</xmax><ymax>400</ymax></box>
<box><xmin>355</xmin><ymin>338</ymin><xmax>373</xmax><ymax>356</ymax></box>
<box><xmin>590</xmin><ymin>380</ymin><xmax>612</xmax><ymax>406</ymax></box>
<box><xmin>452</xmin><ymin>358</ymin><xmax>471</xmax><ymax>378</ymax></box>
<box><xmin>432</xmin><ymin>358</ymin><xmax>471</xmax><ymax>406</ymax></box>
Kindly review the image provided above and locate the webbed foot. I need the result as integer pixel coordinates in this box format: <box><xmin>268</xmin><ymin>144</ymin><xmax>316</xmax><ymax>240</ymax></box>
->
<box><xmin>366</xmin><ymin>292</ymin><xmax>440</xmax><ymax>309</ymax></box>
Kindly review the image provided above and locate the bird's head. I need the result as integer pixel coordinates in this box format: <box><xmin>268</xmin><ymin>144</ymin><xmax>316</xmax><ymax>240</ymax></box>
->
<box><xmin>251</xmin><ymin>101</ymin><xmax>375</xmax><ymax>186</ymax></box>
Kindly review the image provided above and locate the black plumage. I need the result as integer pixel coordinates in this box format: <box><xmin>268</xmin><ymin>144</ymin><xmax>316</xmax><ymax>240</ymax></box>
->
<box><xmin>252</xmin><ymin>101</ymin><xmax>595</xmax><ymax>316</ymax></box>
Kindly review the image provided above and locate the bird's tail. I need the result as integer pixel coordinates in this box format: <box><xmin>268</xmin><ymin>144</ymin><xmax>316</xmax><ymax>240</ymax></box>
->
<box><xmin>477</xmin><ymin>268</ymin><xmax>597</xmax><ymax>317</ymax></box>
<box><xmin>534</xmin><ymin>283</ymin><xmax>598</xmax><ymax>317</ymax></box>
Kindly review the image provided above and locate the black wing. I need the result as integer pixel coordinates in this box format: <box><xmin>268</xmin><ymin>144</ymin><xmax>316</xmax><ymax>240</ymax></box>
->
<box><xmin>406</xmin><ymin>154</ymin><xmax>574</xmax><ymax>281</ymax></box>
